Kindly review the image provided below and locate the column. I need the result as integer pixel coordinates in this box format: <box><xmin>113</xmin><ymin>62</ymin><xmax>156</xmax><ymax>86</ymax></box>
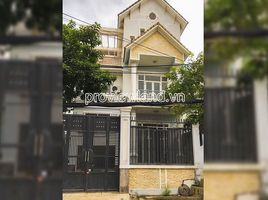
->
<box><xmin>192</xmin><ymin>124</ymin><xmax>204</xmax><ymax>180</ymax></box>
<box><xmin>254</xmin><ymin>78</ymin><xmax>268</xmax><ymax>194</ymax></box>
<box><xmin>131</xmin><ymin>64</ymin><xmax>137</xmax><ymax>99</ymax></box>
<box><xmin>119</xmin><ymin>107</ymin><xmax>132</xmax><ymax>192</ymax></box>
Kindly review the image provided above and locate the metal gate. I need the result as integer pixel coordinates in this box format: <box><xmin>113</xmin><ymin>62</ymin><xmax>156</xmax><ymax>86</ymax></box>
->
<box><xmin>63</xmin><ymin>114</ymin><xmax>120</xmax><ymax>191</ymax></box>
<box><xmin>0</xmin><ymin>60</ymin><xmax>62</xmax><ymax>200</ymax></box>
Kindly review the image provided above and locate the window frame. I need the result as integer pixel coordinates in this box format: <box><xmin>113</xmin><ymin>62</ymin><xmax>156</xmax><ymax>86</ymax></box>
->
<box><xmin>137</xmin><ymin>74</ymin><xmax>168</xmax><ymax>96</ymax></box>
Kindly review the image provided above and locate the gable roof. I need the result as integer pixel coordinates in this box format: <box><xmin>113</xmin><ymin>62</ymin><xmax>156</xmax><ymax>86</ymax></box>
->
<box><xmin>118</xmin><ymin>0</ymin><xmax>188</xmax><ymax>33</ymax></box>
<box><xmin>125</xmin><ymin>22</ymin><xmax>191</xmax><ymax>61</ymax></box>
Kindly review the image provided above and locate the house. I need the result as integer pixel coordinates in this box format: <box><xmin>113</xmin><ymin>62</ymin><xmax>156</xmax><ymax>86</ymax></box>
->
<box><xmin>204</xmin><ymin>54</ymin><xmax>268</xmax><ymax>199</ymax></box>
<box><xmin>64</xmin><ymin>0</ymin><xmax>203</xmax><ymax>194</ymax></box>
<box><xmin>0</xmin><ymin>17</ymin><xmax>62</xmax><ymax>199</ymax></box>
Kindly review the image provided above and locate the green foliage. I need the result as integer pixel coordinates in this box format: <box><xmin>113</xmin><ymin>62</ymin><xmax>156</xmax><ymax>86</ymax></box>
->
<box><xmin>161</xmin><ymin>187</ymin><xmax>171</xmax><ymax>196</ymax></box>
<box><xmin>0</xmin><ymin>0</ymin><xmax>61</xmax><ymax>35</ymax></box>
<box><xmin>63</xmin><ymin>21</ymin><xmax>115</xmax><ymax>103</ymax></box>
<box><xmin>166</xmin><ymin>53</ymin><xmax>204</xmax><ymax>126</ymax></box>
<box><xmin>205</xmin><ymin>0</ymin><xmax>268</xmax><ymax>31</ymax></box>
<box><xmin>205</xmin><ymin>0</ymin><xmax>268</xmax><ymax>80</ymax></box>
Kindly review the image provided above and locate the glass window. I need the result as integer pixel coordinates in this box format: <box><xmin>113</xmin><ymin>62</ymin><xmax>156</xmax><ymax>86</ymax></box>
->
<box><xmin>162</xmin><ymin>77</ymin><xmax>167</xmax><ymax>81</ymax></box>
<box><xmin>138</xmin><ymin>75</ymin><xmax>144</xmax><ymax>80</ymax></box>
<box><xmin>149</xmin><ymin>12</ymin><xmax>157</xmax><ymax>20</ymax></box>
<box><xmin>162</xmin><ymin>82</ymin><xmax>167</xmax><ymax>90</ymax></box>
<box><xmin>154</xmin><ymin>82</ymin><xmax>160</xmax><ymax>92</ymax></box>
<box><xmin>138</xmin><ymin>81</ymin><xmax>144</xmax><ymax>90</ymax></box>
<box><xmin>146</xmin><ymin>82</ymin><xmax>152</xmax><ymax>91</ymax></box>
<box><xmin>145</xmin><ymin>76</ymin><xmax>160</xmax><ymax>81</ymax></box>
<box><xmin>138</xmin><ymin>75</ymin><xmax>168</xmax><ymax>97</ymax></box>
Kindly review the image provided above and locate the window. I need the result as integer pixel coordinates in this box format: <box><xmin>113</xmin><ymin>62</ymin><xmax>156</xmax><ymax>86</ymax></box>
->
<box><xmin>138</xmin><ymin>75</ymin><xmax>167</xmax><ymax>97</ymax></box>
<box><xmin>100</xmin><ymin>35</ymin><xmax>118</xmax><ymax>48</ymax></box>
<box><xmin>149</xmin><ymin>12</ymin><xmax>156</xmax><ymax>20</ymax></box>
<box><xmin>140</xmin><ymin>28</ymin><xmax>145</xmax><ymax>36</ymax></box>
<box><xmin>99</xmin><ymin>35</ymin><xmax>119</xmax><ymax>56</ymax></box>
<box><xmin>130</xmin><ymin>36</ymin><xmax>135</xmax><ymax>42</ymax></box>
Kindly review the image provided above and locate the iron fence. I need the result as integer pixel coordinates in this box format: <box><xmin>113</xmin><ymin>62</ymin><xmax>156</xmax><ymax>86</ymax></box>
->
<box><xmin>205</xmin><ymin>87</ymin><xmax>257</xmax><ymax>162</ymax></box>
<box><xmin>130</xmin><ymin>125</ymin><xmax>194</xmax><ymax>165</ymax></box>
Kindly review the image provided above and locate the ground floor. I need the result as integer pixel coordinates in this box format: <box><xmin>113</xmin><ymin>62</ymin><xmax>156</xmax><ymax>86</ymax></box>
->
<box><xmin>63</xmin><ymin>106</ymin><xmax>203</xmax><ymax>194</ymax></box>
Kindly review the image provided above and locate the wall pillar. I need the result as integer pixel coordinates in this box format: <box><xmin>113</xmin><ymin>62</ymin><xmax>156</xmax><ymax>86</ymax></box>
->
<box><xmin>254</xmin><ymin>78</ymin><xmax>268</xmax><ymax>194</ymax></box>
<box><xmin>131</xmin><ymin>65</ymin><xmax>137</xmax><ymax>99</ymax></box>
<box><xmin>192</xmin><ymin>124</ymin><xmax>203</xmax><ymax>180</ymax></box>
<box><xmin>119</xmin><ymin>107</ymin><xmax>132</xmax><ymax>192</ymax></box>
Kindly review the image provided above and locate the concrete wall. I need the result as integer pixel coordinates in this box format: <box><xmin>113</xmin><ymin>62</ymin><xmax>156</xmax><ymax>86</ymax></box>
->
<box><xmin>122</xmin><ymin>0</ymin><xmax>181</xmax><ymax>47</ymax></box>
<box><xmin>204</xmin><ymin>170</ymin><xmax>260</xmax><ymax>200</ymax></box>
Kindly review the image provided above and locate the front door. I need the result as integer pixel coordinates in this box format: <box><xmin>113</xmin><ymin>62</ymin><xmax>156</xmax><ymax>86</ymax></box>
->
<box><xmin>63</xmin><ymin>114</ymin><xmax>120</xmax><ymax>192</ymax></box>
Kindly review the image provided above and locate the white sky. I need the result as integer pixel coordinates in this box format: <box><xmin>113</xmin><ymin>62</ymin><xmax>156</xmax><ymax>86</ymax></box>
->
<box><xmin>63</xmin><ymin>0</ymin><xmax>203</xmax><ymax>57</ymax></box>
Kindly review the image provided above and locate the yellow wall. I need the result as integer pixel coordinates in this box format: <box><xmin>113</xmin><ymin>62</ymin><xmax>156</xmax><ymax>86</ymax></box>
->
<box><xmin>204</xmin><ymin>170</ymin><xmax>260</xmax><ymax>200</ymax></box>
<box><xmin>131</xmin><ymin>31</ymin><xmax>184</xmax><ymax>61</ymax></box>
<box><xmin>128</xmin><ymin>168</ymin><xmax>195</xmax><ymax>189</ymax></box>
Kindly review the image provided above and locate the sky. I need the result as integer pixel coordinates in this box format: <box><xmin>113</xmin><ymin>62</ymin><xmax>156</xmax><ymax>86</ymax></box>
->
<box><xmin>63</xmin><ymin>0</ymin><xmax>203</xmax><ymax>57</ymax></box>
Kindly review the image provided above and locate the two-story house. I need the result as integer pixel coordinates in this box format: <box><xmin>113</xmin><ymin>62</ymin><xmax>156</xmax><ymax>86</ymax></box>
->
<box><xmin>64</xmin><ymin>0</ymin><xmax>203</xmax><ymax>195</ymax></box>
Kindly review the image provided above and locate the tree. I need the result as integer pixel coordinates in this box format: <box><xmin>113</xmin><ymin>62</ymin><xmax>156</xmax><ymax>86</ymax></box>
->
<box><xmin>63</xmin><ymin>21</ymin><xmax>115</xmax><ymax>103</ymax></box>
<box><xmin>166</xmin><ymin>53</ymin><xmax>204</xmax><ymax>126</ymax></box>
<box><xmin>0</xmin><ymin>0</ymin><xmax>61</xmax><ymax>35</ymax></box>
<box><xmin>205</xmin><ymin>0</ymin><xmax>268</xmax><ymax>81</ymax></box>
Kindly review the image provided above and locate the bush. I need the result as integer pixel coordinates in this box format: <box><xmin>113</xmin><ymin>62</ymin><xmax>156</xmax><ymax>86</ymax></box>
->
<box><xmin>161</xmin><ymin>187</ymin><xmax>171</xmax><ymax>196</ymax></box>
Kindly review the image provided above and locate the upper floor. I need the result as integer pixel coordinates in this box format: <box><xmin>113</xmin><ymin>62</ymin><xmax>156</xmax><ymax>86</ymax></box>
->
<box><xmin>97</xmin><ymin>0</ymin><xmax>190</xmax><ymax>66</ymax></box>
<box><xmin>96</xmin><ymin>0</ymin><xmax>191</xmax><ymax>100</ymax></box>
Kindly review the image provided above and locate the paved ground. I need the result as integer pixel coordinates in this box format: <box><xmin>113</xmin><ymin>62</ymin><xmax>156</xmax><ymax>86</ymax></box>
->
<box><xmin>63</xmin><ymin>192</ymin><xmax>130</xmax><ymax>200</ymax></box>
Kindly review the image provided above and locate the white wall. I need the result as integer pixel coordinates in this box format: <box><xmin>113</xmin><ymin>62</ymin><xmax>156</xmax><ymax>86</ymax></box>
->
<box><xmin>111</xmin><ymin>74</ymin><xmax>123</xmax><ymax>93</ymax></box>
<box><xmin>122</xmin><ymin>0</ymin><xmax>181</xmax><ymax>48</ymax></box>
<box><xmin>10</xmin><ymin>42</ymin><xmax>62</xmax><ymax>60</ymax></box>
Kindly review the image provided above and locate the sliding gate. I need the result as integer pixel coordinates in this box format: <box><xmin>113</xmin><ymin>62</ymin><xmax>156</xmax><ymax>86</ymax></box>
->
<box><xmin>63</xmin><ymin>114</ymin><xmax>120</xmax><ymax>191</ymax></box>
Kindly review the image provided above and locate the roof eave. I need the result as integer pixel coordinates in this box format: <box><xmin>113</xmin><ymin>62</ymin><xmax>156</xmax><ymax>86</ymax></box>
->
<box><xmin>125</xmin><ymin>23</ymin><xmax>191</xmax><ymax>60</ymax></box>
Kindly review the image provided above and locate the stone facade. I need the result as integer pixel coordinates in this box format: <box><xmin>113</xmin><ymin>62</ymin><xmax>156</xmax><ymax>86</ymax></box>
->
<box><xmin>128</xmin><ymin>168</ymin><xmax>195</xmax><ymax>190</ymax></box>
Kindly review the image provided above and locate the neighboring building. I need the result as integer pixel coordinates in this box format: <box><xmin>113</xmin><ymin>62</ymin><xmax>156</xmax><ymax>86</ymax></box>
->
<box><xmin>0</xmin><ymin>19</ymin><xmax>62</xmax><ymax>200</ymax></box>
<box><xmin>204</xmin><ymin>59</ymin><xmax>268</xmax><ymax>199</ymax></box>
<box><xmin>64</xmin><ymin>0</ymin><xmax>203</xmax><ymax>195</ymax></box>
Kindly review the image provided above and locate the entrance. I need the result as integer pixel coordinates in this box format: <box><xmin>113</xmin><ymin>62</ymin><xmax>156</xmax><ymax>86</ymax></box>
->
<box><xmin>63</xmin><ymin>114</ymin><xmax>120</xmax><ymax>191</ymax></box>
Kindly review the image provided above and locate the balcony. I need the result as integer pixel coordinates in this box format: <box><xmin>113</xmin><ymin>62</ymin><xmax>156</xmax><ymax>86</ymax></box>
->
<box><xmin>96</xmin><ymin>27</ymin><xmax>123</xmax><ymax>66</ymax></box>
